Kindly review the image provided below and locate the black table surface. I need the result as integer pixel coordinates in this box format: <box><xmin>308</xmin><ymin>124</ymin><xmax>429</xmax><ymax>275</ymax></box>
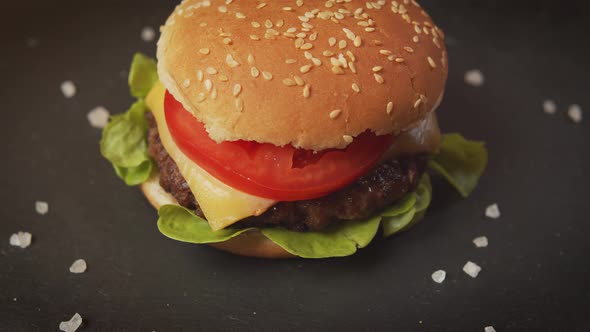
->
<box><xmin>1</xmin><ymin>1</ymin><xmax>589</xmax><ymax>331</ymax></box>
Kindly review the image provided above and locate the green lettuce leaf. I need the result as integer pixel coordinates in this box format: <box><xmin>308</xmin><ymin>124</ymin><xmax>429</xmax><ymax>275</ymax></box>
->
<box><xmin>156</xmin><ymin>174</ymin><xmax>433</xmax><ymax>259</ymax></box>
<box><xmin>261</xmin><ymin>217</ymin><xmax>382</xmax><ymax>258</ymax></box>
<box><xmin>129</xmin><ymin>53</ymin><xmax>158</xmax><ymax>98</ymax></box>
<box><xmin>429</xmin><ymin>133</ymin><xmax>488</xmax><ymax>197</ymax></box>
<box><xmin>100</xmin><ymin>101</ymin><xmax>149</xmax><ymax>168</ymax></box>
<box><xmin>114</xmin><ymin>161</ymin><xmax>153</xmax><ymax>186</ymax></box>
<box><xmin>101</xmin><ymin>53</ymin><xmax>158</xmax><ymax>186</ymax></box>
<box><xmin>381</xmin><ymin>174</ymin><xmax>432</xmax><ymax>237</ymax></box>
<box><xmin>157</xmin><ymin>205</ymin><xmax>254</xmax><ymax>243</ymax></box>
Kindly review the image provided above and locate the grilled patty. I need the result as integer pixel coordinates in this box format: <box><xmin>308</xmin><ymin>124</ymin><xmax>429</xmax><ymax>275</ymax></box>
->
<box><xmin>147</xmin><ymin>112</ymin><xmax>427</xmax><ymax>232</ymax></box>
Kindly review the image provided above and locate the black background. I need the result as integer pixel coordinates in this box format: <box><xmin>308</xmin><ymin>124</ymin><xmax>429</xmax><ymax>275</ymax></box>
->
<box><xmin>1</xmin><ymin>1</ymin><xmax>589</xmax><ymax>331</ymax></box>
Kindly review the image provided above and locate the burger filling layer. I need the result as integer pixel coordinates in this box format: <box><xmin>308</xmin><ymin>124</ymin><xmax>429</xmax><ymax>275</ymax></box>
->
<box><xmin>148</xmin><ymin>112</ymin><xmax>428</xmax><ymax>232</ymax></box>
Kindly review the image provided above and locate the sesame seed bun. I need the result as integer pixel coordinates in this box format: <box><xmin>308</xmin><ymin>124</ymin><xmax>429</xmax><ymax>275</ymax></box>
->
<box><xmin>157</xmin><ymin>0</ymin><xmax>448</xmax><ymax>150</ymax></box>
<box><xmin>141</xmin><ymin>174</ymin><xmax>294</xmax><ymax>259</ymax></box>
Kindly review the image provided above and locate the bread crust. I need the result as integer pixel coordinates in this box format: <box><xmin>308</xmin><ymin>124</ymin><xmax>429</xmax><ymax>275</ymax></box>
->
<box><xmin>157</xmin><ymin>0</ymin><xmax>448</xmax><ymax>150</ymax></box>
<box><xmin>141</xmin><ymin>174</ymin><xmax>294</xmax><ymax>259</ymax></box>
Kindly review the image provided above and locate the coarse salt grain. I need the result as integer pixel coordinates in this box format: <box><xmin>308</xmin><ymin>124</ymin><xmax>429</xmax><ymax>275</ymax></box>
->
<box><xmin>568</xmin><ymin>104</ymin><xmax>582</xmax><ymax>123</ymax></box>
<box><xmin>463</xmin><ymin>261</ymin><xmax>482</xmax><ymax>278</ymax></box>
<box><xmin>59</xmin><ymin>313</ymin><xmax>83</xmax><ymax>332</ymax></box>
<box><xmin>431</xmin><ymin>270</ymin><xmax>446</xmax><ymax>283</ymax></box>
<box><xmin>484</xmin><ymin>326</ymin><xmax>496</xmax><ymax>332</ymax></box>
<box><xmin>35</xmin><ymin>201</ymin><xmax>49</xmax><ymax>215</ymax></box>
<box><xmin>87</xmin><ymin>106</ymin><xmax>110</xmax><ymax>129</ymax></box>
<box><xmin>485</xmin><ymin>203</ymin><xmax>500</xmax><ymax>219</ymax></box>
<box><xmin>542</xmin><ymin>100</ymin><xmax>557</xmax><ymax>115</ymax></box>
<box><xmin>60</xmin><ymin>81</ymin><xmax>76</xmax><ymax>98</ymax></box>
<box><xmin>141</xmin><ymin>26</ymin><xmax>156</xmax><ymax>42</ymax></box>
<box><xmin>464</xmin><ymin>69</ymin><xmax>484</xmax><ymax>87</ymax></box>
<box><xmin>473</xmin><ymin>236</ymin><xmax>488</xmax><ymax>248</ymax></box>
<box><xmin>69</xmin><ymin>259</ymin><xmax>87</xmax><ymax>274</ymax></box>
<box><xmin>9</xmin><ymin>232</ymin><xmax>32</xmax><ymax>249</ymax></box>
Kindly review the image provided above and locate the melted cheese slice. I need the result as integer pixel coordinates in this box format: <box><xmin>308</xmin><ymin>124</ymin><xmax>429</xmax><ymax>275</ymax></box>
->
<box><xmin>146</xmin><ymin>82</ymin><xmax>276</xmax><ymax>231</ymax></box>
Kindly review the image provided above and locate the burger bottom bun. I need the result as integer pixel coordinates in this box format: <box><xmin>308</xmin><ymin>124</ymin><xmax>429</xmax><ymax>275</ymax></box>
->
<box><xmin>140</xmin><ymin>174</ymin><xmax>295</xmax><ymax>259</ymax></box>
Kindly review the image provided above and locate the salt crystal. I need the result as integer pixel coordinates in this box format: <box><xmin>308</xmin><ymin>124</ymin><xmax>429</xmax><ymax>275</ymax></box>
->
<box><xmin>484</xmin><ymin>326</ymin><xmax>496</xmax><ymax>332</ymax></box>
<box><xmin>463</xmin><ymin>261</ymin><xmax>482</xmax><ymax>278</ymax></box>
<box><xmin>542</xmin><ymin>100</ymin><xmax>557</xmax><ymax>114</ymax></box>
<box><xmin>485</xmin><ymin>203</ymin><xmax>500</xmax><ymax>219</ymax></box>
<box><xmin>473</xmin><ymin>236</ymin><xmax>488</xmax><ymax>248</ymax></box>
<box><xmin>464</xmin><ymin>69</ymin><xmax>484</xmax><ymax>87</ymax></box>
<box><xmin>59</xmin><ymin>313</ymin><xmax>83</xmax><ymax>332</ymax></box>
<box><xmin>567</xmin><ymin>104</ymin><xmax>582</xmax><ymax>123</ymax></box>
<box><xmin>60</xmin><ymin>81</ymin><xmax>76</xmax><ymax>98</ymax></box>
<box><xmin>141</xmin><ymin>26</ymin><xmax>156</xmax><ymax>42</ymax></box>
<box><xmin>69</xmin><ymin>259</ymin><xmax>87</xmax><ymax>274</ymax></box>
<box><xmin>35</xmin><ymin>201</ymin><xmax>49</xmax><ymax>215</ymax></box>
<box><xmin>9</xmin><ymin>232</ymin><xmax>32</xmax><ymax>249</ymax></box>
<box><xmin>431</xmin><ymin>270</ymin><xmax>446</xmax><ymax>283</ymax></box>
<box><xmin>87</xmin><ymin>106</ymin><xmax>110</xmax><ymax>129</ymax></box>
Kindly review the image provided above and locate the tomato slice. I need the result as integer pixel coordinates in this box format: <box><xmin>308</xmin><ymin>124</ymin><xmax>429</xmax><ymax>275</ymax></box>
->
<box><xmin>164</xmin><ymin>91</ymin><xmax>392</xmax><ymax>201</ymax></box>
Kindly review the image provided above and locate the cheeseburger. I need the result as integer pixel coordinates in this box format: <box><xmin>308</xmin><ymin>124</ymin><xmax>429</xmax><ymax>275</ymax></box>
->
<box><xmin>101</xmin><ymin>0</ymin><xmax>487</xmax><ymax>258</ymax></box>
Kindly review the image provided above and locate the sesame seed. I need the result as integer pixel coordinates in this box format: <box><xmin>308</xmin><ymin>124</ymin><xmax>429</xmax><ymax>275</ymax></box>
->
<box><xmin>199</xmin><ymin>48</ymin><xmax>210</xmax><ymax>55</ymax></box>
<box><xmin>299</xmin><ymin>64</ymin><xmax>313</xmax><ymax>74</ymax></box>
<box><xmin>286</xmin><ymin>59</ymin><xmax>297</xmax><ymax>64</ymax></box>
<box><xmin>196</xmin><ymin>70</ymin><xmax>203</xmax><ymax>82</ymax></box>
<box><xmin>206</xmin><ymin>67</ymin><xmax>218</xmax><ymax>75</ymax></box>
<box><xmin>379</xmin><ymin>49</ymin><xmax>392</xmax><ymax>55</ymax></box>
<box><xmin>283</xmin><ymin>78</ymin><xmax>296</xmax><ymax>86</ymax></box>
<box><xmin>310</xmin><ymin>32</ymin><xmax>318</xmax><ymax>41</ymax></box>
<box><xmin>211</xmin><ymin>87</ymin><xmax>218</xmax><ymax>99</ymax></box>
<box><xmin>296</xmin><ymin>0</ymin><xmax>303</xmax><ymax>6</ymax></box>
<box><xmin>300</xmin><ymin>43</ymin><xmax>313</xmax><ymax>50</ymax></box>
<box><xmin>283</xmin><ymin>6</ymin><xmax>294</xmax><ymax>11</ymax></box>
<box><xmin>219</xmin><ymin>75</ymin><xmax>229</xmax><ymax>82</ymax></box>
<box><xmin>235</xmin><ymin>12</ymin><xmax>246</xmax><ymax>19</ymax></box>
<box><xmin>353</xmin><ymin>36</ymin><xmax>362</xmax><ymax>47</ymax></box>
<box><xmin>342</xmin><ymin>28</ymin><xmax>356</xmax><ymax>40</ymax></box>
<box><xmin>323</xmin><ymin>50</ymin><xmax>334</xmax><ymax>57</ymax></box>
<box><xmin>331</xmin><ymin>66</ymin><xmax>344</xmax><ymax>74</ymax></box>
<box><xmin>338</xmin><ymin>40</ymin><xmax>347</xmax><ymax>49</ymax></box>
<box><xmin>414</xmin><ymin>98</ymin><xmax>422</xmax><ymax>109</ymax></box>
<box><xmin>251</xmin><ymin>67</ymin><xmax>260</xmax><ymax>78</ymax></box>
<box><xmin>414</xmin><ymin>25</ymin><xmax>422</xmax><ymax>34</ymax></box>
<box><xmin>218</xmin><ymin>6</ymin><xmax>228</xmax><ymax>13</ymax></box>
<box><xmin>349</xmin><ymin>62</ymin><xmax>357</xmax><ymax>73</ymax></box>
<box><xmin>199</xmin><ymin>22</ymin><xmax>208</xmax><ymax>27</ymax></box>
<box><xmin>286</xmin><ymin>27</ymin><xmax>297</xmax><ymax>33</ymax></box>
<box><xmin>330</xmin><ymin>109</ymin><xmax>342</xmax><ymax>119</ymax></box>
<box><xmin>413</xmin><ymin>35</ymin><xmax>420</xmax><ymax>43</ymax></box>
<box><xmin>235</xmin><ymin>98</ymin><xmax>244</xmax><ymax>112</ymax></box>
<box><xmin>295</xmin><ymin>38</ymin><xmax>305</xmax><ymax>48</ymax></box>
<box><xmin>365</xmin><ymin>27</ymin><xmax>376</xmax><ymax>32</ymax></box>
<box><xmin>204</xmin><ymin>79</ymin><xmax>212</xmax><ymax>92</ymax></box>
<box><xmin>276</xmin><ymin>19</ymin><xmax>284</xmax><ymax>27</ymax></box>
<box><xmin>372</xmin><ymin>66</ymin><xmax>383</xmax><ymax>72</ymax></box>
<box><xmin>427</xmin><ymin>56</ymin><xmax>437</xmax><ymax>69</ymax></box>
<box><xmin>288</xmin><ymin>76</ymin><xmax>301</xmax><ymax>87</ymax></box>
<box><xmin>265</xmin><ymin>19</ymin><xmax>273</xmax><ymax>28</ymax></box>
<box><xmin>328</xmin><ymin>37</ymin><xmax>337</xmax><ymax>47</ymax></box>
<box><xmin>303</xmin><ymin>84</ymin><xmax>311</xmax><ymax>98</ymax></box>
<box><xmin>395</xmin><ymin>57</ymin><xmax>405</xmax><ymax>63</ymax></box>
<box><xmin>403</xmin><ymin>46</ymin><xmax>414</xmax><ymax>53</ymax></box>
<box><xmin>251</xmin><ymin>21</ymin><xmax>261</xmax><ymax>28</ymax></box>
<box><xmin>262</xmin><ymin>71</ymin><xmax>273</xmax><ymax>80</ymax></box>
<box><xmin>351</xmin><ymin>83</ymin><xmax>360</xmax><ymax>93</ymax></box>
<box><xmin>250</xmin><ymin>35</ymin><xmax>260</xmax><ymax>40</ymax></box>
<box><xmin>226</xmin><ymin>54</ymin><xmax>240</xmax><ymax>67</ymax></box>
<box><xmin>343</xmin><ymin>135</ymin><xmax>354</xmax><ymax>143</ymax></box>
<box><xmin>346</xmin><ymin>51</ymin><xmax>356</xmax><ymax>62</ymax></box>
<box><xmin>256</xmin><ymin>2</ymin><xmax>267</xmax><ymax>9</ymax></box>
<box><xmin>387</xmin><ymin>102</ymin><xmax>394</xmax><ymax>114</ymax></box>
<box><xmin>233</xmin><ymin>84</ymin><xmax>242</xmax><ymax>97</ymax></box>
<box><xmin>312</xmin><ymin>58</ymin><xmax>322</xmax><ymax>66</ymax></box>
<box><xmin>196</xmin><ymin>93</ymin><xmax>206</xmax><ymax>102</ymax></box>
<box><xmin>374</xmin><ymin>73</ymin><xmax>384</xmax><ymax>84</ymax></box>
<box><xmin>182</xmin><ymin>79</ymin><xmax>191</xmax><ymax>88</ymax></box>
<box><xmin>248</xmin><ymin>54</ymin><xmax>255</xmax><ymax>65</ymax></box>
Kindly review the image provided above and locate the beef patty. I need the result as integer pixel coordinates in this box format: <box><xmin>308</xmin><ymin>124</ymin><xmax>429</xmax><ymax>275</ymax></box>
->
<box><xmin>147</xmin><ymin>112</ymin><xmax>428</xmax><ymax>232</ymax></box>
